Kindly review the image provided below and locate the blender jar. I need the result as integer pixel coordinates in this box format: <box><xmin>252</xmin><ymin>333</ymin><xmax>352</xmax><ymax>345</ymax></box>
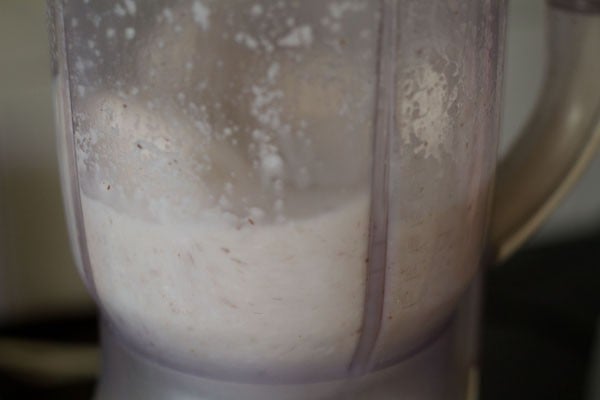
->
<box><xmin>47</xmin><ymin>0</ymin><xmax>600</xmax><ymax>399</ymax></box>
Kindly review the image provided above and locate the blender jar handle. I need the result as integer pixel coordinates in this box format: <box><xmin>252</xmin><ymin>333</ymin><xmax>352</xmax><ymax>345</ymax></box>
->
<box><xmin>491</xmin><ymin>0</ymin><xmax>600</xmax><ymax>261</ymax></box>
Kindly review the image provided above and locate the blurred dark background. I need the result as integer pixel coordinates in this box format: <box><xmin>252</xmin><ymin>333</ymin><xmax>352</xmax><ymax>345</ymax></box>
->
<box><xmin>0</xmin><ymin>1</ymin><xmax>599</xmax><ymax>399</ymax></box>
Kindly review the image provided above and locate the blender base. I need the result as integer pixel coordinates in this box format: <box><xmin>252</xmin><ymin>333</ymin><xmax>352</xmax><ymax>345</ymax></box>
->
<box><xmin>94</xmin><ymin>319</ymin><xmax>468</xmax><ymax>400</ymax></box>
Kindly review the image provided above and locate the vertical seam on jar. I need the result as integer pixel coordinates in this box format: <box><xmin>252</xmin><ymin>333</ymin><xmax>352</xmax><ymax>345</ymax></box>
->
<box><xmin>349</xmin><ymin>0</ymin><xmax>398</xmax><ymax>376</ymax></box>
<box><xmin>58</xmin><ymin>3</ymin><xmax>99</xmax><ymax>301</ymax></box>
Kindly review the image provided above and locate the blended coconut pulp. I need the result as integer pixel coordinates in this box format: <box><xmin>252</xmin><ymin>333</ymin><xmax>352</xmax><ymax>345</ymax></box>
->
<box><xmin>79</xmin><ymin>169</ymin><xmax>479</xmax><ymax>382</ymax></box>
